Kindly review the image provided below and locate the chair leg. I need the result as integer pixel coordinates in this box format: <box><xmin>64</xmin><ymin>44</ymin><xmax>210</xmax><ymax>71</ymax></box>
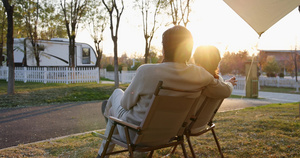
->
<box><xmin>147</xmin><ymin>150</ymin><xmax>154</xmax><ymax>158</ymax></box>
<box><xmin>101</xmin><ymin>124</ymin><xmax>116</xmax><ymax>158</ymax></box>
<box><xmin>124</xmin><ymin>126</ymin><xmax>134</xmax><ymax>158</ymax></box>
<box><xmin>170</xmin><ymin>145</ymin><xmax>178</xmax><ymax>154</ymax></box>
<box><xmin>211</xmin><ymin>128</ymin><xmax>224</xmax><ymax>158</ymax></box>
<box><xmin>180</xmin><ymin>142</ymin><xmax>188</xmax><ymax>158</ymax></box>
<box><xmin>186</xmin><ymin>135</ymin><xmax>196</xmax><ymax>158</ymax></box>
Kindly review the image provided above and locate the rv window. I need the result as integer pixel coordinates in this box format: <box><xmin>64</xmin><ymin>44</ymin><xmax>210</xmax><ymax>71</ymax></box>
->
<box><xmin>82</xmin><ymin>48</ymin><xmax>90</xmax><ymax>64</ymax></box>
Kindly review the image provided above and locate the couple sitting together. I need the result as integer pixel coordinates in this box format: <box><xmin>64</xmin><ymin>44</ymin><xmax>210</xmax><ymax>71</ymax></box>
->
<box><xmin>97</xmin><ymin>25</ymin><xmax>237</xmax><ymax>157</ymax></box>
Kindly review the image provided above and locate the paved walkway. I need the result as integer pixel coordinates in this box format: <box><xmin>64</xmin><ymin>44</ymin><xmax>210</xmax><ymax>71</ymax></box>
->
<box><xmin>0</xmin><ymin>90</ymin><xmax>299</xmax><ymax>150</ymax></box>
<box><xmin>232</xmin><ymin>89</ymin><xmax>300</xmax><ymax>103</ymax></box>
<box><xmin>219</xmin><ymin>90</ymin><xmax>299</xmax><ymax>112</ymax></box>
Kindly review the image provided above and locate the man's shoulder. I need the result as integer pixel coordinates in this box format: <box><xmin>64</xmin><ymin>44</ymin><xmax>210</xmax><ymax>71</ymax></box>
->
<box><xmin>137</xmin><ymin>63</ymin><xmax>162</xmax><ymax>70</ymax></box>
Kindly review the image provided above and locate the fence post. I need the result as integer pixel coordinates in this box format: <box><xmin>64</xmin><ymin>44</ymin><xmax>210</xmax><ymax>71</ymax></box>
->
<box><xmin>96</xmin><ymin>67</ymin><xmax>99</xmax><ymax>84</ymax></box>
<box><xmin>276</xmin><ymin>76</ymin><xmax>279</xmax><ymax>87</ymax></box>
<box><xmin>5</xmin><ymin>66</ymin><xmax>8</xmax><ymax>81</ymax></box>
<box><xmin>24</xmin><ymin>67</ymin><xmax>27</xmax><ymax>83</ymax></box>
<box><xmin>66</xmin><ymin>67</ymin><xmax>69</xmax><ymax>84</ymax></box>
<box><xmin>44</xmin><ymin>67</ymin><xmax>47</xmax><ymax>84</ymax></box>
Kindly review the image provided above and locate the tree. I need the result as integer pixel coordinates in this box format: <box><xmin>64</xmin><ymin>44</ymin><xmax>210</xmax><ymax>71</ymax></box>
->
<box><xmin>13</xmin><ymin>0</ymin><xmax>66</xmax><ymax>66</ymax></box>
<box><xmin>60</xmin><ymin>0</ymin><xmax>89</xmax><ymax>67</ymax></box>
<box><xmin>38</xmin><ymin>1</ymin><xmax>67</xmax><ymax>40</ymax></box>
<box><xmin>219</xmin><ymin>51</ymin><xmax>232</xmax><ymax>75</ymax></box>
<box><xmin>168</xmin><ymin>0</ymin><xmax>192</xmax><ymax>26</ymax></box>
<box><xmin>262</xmin><ymin>56</ymin><xmax>280</xmax><ymax>77</ymax></box>
<box><xmin>282</xmin><ymin>52</ymin><xmax>300</xmax><ymax>77</ymax></box>
<box><xmin>135</xmin><ymin>0</ymin><xmax>163</xmax><ymax>63</ymax></box>
<box><xmin>84</xmin><ymin>0</ymin><xmax>108</xmax><ymax>68</ymax></box>
<box><xmin>16</xmin><ymin>0</ymin><xmax>41</xmax><ymax>66</ymax></box>
<box><xmin>0</xmin><ymin>4</ymin><xmax>6</xmax><ymax>66</ymax></box>
<box><xmin>219</xmin><ymin>50</ymin><xmax>249</xmax><ymax>76</ymax></box>
<box><xmin>102</xmin><ymin>0</ymin><xmax>124</xmax><ymax>88</ymax></box>
<box><xmin>2</xmin><ymin>0</ymin><xmax>14</xmax><ymax>95</ymax></box>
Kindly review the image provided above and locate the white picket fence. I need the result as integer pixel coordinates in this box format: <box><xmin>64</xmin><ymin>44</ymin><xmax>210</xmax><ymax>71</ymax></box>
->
<box><xmin>1</xmin><ymin>66</ymin><xmax>299</xmax><ymax>89</ymax></box>
<box><xmin>0</xmin><ymin>66</ymin><xmax>136</xmax><ymax>84</ymax></box>
<box><xmin>222</xmin><ymin>75</ymin><xmax>300</xmax><ymax>90</ymax></box>
<box><xmin>0</xmin><ymin>66</ymin><xmax>100</xmax><ymax>84</ymax></box>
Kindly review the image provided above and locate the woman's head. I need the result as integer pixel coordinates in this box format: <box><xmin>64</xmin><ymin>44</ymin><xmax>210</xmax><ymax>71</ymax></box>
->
<box><xmin>162</xmin><ymin>25</ymin><xmax>194</xmax><ymax>63</ymax></box>
<box><xmin>193</xmin><ymin>45</ymin><xmax>221</xmax><ymax>77</ymax></box>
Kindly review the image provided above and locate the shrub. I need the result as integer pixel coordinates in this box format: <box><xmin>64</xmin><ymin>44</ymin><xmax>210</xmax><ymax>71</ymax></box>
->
<box><xmin>279</xmin><ymin>72</ymin><xmax>284</xmax><ymax>78</ymax></box>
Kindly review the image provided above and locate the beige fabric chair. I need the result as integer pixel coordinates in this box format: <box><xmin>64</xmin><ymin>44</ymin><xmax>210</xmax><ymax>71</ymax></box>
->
<box><xmin>177</xmin><ymin>96</ymin><xmax>225</xmax><ymax>158</ymax></box>
<box><xmin>93</xmin><ymin>81</ymin><xmax>204</xmax><ymax>158</ymax></box>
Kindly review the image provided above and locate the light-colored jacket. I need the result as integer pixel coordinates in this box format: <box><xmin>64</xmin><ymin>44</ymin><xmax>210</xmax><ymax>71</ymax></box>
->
<box><xmin>119</xmin><ymin>62</ymin><xmax>233</xmax><ymax>126</ymax></box>
<box><xmin>191</xmin><ymin>76</ymin><xmax>229</xmax><ymax>133</ymax></box>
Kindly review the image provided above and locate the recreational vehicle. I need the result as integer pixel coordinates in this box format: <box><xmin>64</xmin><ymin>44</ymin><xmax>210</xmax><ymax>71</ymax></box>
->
<box><xmin>13</xmin><ymin>38</ymin><xmax>97</xmax><ymax>67</ymax></box>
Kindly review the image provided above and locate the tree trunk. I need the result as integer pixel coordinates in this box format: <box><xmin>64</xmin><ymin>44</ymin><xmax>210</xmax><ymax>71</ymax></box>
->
<box><xmin>95</xmin><ymin>50</ymin><xmax>102</xmax><ymax>68</ymax></box>
<box><xmin>2</xmin><ymin>0</ymin><xmax>14</xmax><ymax>95</ymax></box>
<box><xmin>0</xmin><ymin>11</ymin><xmax>4</xmax><ymax>66</ymax></box>
<box><xmin>294</xmin><ymin>52</ymin><xmax>299</xmax><ymax>92</ymax></box>
<box><xmin>113</xmin><ymin>38</ymin><xmax>119</xmax><ymax>88</ymax></box>
<box><xmin>35</xmin><ymin>51</ymin><xmax>40</xmax><ymax>66</ymax></box>
<box><xmin>69</xmin><ymin>37</ymin><xmax>75</xmax><ymax>67</ymax></box>
<box><xmin>96</xmin><ymin>49</ymin><xmax>102</xmax><ymax>82</ymax></box>
<box><xmin>95</xmin><ymin>42</ymin><xmax>102</xmax><ymax>68</ymax></box>
<box><xmin>144</xmin><ymin>40</ymin><xmax>149</xmax><ymax>64</ymax></box>
<box><xmin>295</xmin><ymin>52</ymin><xmax>298</xmax><ymax>82</ymax></box>
<box><xmin>0</xmin><ymin>42</ymin><xmax>3</xmax><ymax>66</ymax></box>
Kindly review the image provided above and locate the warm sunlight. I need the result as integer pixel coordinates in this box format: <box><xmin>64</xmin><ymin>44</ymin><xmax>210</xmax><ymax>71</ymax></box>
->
<box><xmin>77</xmin><ymin>0</ymin><xmax>300</xmax><ymax>58</ymax></box>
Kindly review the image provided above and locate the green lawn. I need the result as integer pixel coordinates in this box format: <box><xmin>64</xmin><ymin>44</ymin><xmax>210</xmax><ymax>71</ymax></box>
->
<box><xmin>0</xmin><ymin>80</ymin><xmax>128</xmax><ymax>108</ymax></box>
<box><xmin>260</xmin><ymin>86</ymin><xmax>300</xmax><ymax>94</ymax></box>
<box><xmin>0</xmin><ymin>103</ymin><xmax>299</xmax><ymax>157</ymax></box>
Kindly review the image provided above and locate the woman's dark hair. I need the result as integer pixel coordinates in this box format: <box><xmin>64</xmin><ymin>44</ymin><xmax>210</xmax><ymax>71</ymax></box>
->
<box><xmin>162</xmin><ymin>25</ymin><xmax>193</xmax><ymax>63</ymax></box>
<box><xmin>193</xmin><ymin>45</ymin><xmax>221</xmax><ymax>78</ymax></box>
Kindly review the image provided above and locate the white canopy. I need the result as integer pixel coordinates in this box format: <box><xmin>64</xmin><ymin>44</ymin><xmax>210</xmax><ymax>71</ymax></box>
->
<box><xmin>224</xmin><ymin>0</ymin><xmax>300</xmax><ymax>36</ymax></box>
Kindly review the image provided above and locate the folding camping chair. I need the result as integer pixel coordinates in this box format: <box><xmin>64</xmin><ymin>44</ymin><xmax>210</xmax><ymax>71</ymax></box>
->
<box><xmin>92</xmin><ymin>81</ymin><xmax>204</xmax><ymax>158</ymax></box>
<box><xmin>171</xmin><ymin>96</ymin><xmax>225</xmax><ymax>158</ymax></box>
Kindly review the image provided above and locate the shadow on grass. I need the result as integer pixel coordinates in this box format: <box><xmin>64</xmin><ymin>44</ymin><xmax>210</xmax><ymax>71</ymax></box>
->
<box><xmin>0</xmin><ymin>103</ymin><xmax>299</xmax><ymax>157</ymax></box>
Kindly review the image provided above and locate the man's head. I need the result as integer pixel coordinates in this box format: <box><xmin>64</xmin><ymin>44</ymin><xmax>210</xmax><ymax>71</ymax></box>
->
<box><xmin>162</xmin><ymin>25</ymin><xmax>193</xmax><ymax>63</ymax></box>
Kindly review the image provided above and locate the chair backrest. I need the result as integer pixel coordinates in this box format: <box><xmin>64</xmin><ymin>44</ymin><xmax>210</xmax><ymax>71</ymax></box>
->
<box><xmin>189</xmin><ymin>96</ymin><xmax>224</xmax><ymax>133</ymax></box>
<box><xmin>133</xmin><ymin>81</ymin><xmax>203</xmax><ymax>146</ymax></box>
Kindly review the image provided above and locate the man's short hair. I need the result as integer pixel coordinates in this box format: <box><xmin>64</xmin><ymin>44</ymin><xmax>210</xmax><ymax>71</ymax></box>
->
<box><xmin>162</xmin><ymin>25</ymin><xmax>193</xmax><ymax>63</ymax></box>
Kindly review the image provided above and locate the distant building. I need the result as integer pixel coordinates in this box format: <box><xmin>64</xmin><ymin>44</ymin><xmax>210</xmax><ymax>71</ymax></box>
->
<box><xmin>259</xmin><ymin>50</ymin><xmax>300</xmax><ymax>76</ymax></box>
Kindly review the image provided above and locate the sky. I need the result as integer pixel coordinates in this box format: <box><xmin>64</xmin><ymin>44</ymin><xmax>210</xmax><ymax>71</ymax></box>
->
<box><xmin>76</xmin><ymin>0</ymin><xmax>300</xmax><ymax>58</ymax></box>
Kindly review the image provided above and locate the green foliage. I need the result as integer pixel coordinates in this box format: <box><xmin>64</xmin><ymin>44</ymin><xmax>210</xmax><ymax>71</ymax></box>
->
<box><xmin>128</xmin><ymin>61</ymin><xmax>142</xmax><ymax>71</ymax></box>
<box><xmin>219</xmin><ymin>50</ymin><xmax>249</xmax><ymax>76</ymax></box>
<box><xmin>106</xmin><ymin>64</ymin><xmax>114</xmax><ymax>71</ymax></box>
<box><xmin>262</xmin><ymin>57</ymin><xmax>280</xmax><ymax>77</ymax></box>
<box><xmin>13</xmin><ymin>0</ymin><xmax>66</xmax><ymax>40</ymax></box>
<box><xmin>278</xmin><ymin>72</ymin><xmax>284</xmax><ymax>78</ymax></box>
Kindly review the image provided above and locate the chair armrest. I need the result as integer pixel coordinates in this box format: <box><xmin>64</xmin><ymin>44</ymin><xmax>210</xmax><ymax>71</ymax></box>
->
<box><xmin>92</xmin><ymin>131</ymin><xmax>107</xmax><ymax>140</ymax></box>
<box><xmin>109</xmin><ymin>116</ymin><xmax>141</xmax><ymax>131</ymax></box>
